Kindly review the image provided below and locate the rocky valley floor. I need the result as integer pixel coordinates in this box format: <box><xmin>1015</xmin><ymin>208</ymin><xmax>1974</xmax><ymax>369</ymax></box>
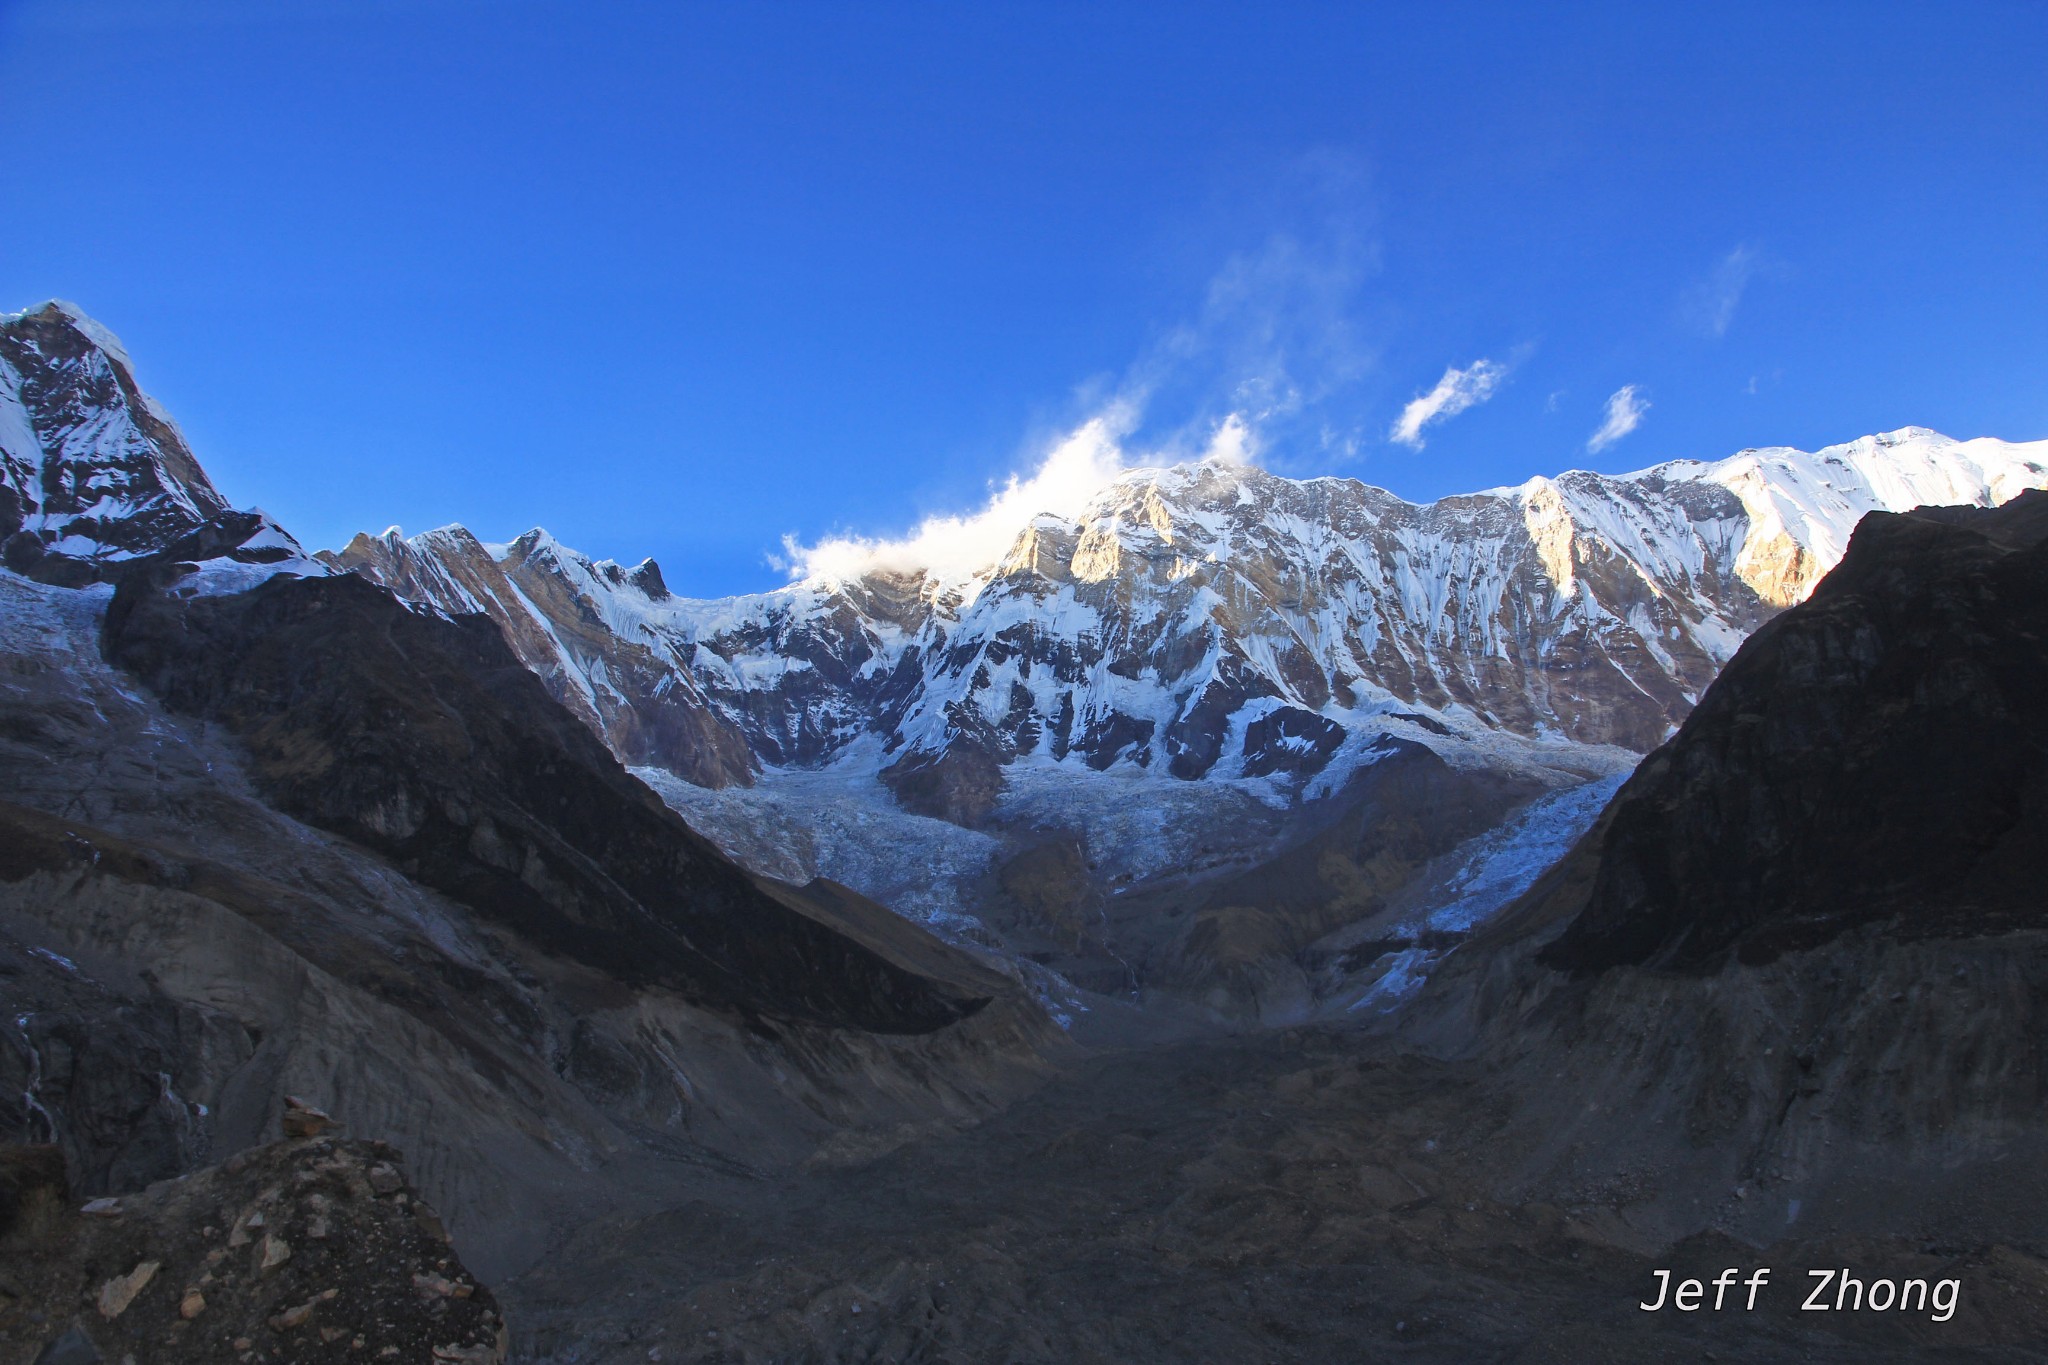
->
<box><xmin>508</xmin><ymin>1018</ymin><xmax>2048</xmax><ymax>1364</ymax></box>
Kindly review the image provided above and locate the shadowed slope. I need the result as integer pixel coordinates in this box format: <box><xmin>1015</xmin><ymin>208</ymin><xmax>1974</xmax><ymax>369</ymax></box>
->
<box><xmin>1535</xmin><ymin>489</ymin><xmax>2048</xmax><ymax>974</ymax></box>
<box><xmin>101</xmin><ymin>566</ymin><xmax>997</xmax><ymax>1036</ymax></box>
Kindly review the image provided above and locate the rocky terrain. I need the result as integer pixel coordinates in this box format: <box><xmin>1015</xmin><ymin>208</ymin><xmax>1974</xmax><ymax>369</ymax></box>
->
<box><xmin>1398</xmin><ymin>491</ymin><xmax>2048</xmax><ymax>1256</ymax></box>
<box><xmin>0</xmin><ymin>303</ymin><xmax>1065</xmax><ymax>1316</ymax></box>
<box><xmin>510</xmin><ymin>1026</ymin><xmax>2048</xmax><ymax>1364</ymax></box>
<box><xmin>1</xmin><ymin>1112</ymin><xmax>508</xmax><ymax>1365</ymax></box>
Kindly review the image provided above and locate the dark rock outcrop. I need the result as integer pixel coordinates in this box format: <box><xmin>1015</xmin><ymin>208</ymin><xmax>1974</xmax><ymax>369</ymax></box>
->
<box><xmin>1406</xmin><ymin>492</ymin><xmax>2048</xmax><ymax>1254</ymax></box>
<box><xmin>324</xmin><ymin>527</ymin><xmax>759</xmax><ymax>789</ymax></box>
<box><xmin>1537</xmin><ymin>490</ymin><xmax>2048</xmax><ymax>975</ymax></box>
<box><xmin>879</xmin><ymin>745</ymin><xmax>1005</xmax><ymax>828</ymax></box>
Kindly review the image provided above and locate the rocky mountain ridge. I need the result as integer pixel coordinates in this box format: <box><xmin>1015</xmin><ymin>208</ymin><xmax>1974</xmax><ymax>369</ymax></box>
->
<box><xmin>333</xmin><ymin>428</ymin><xmax>2048</xmax><ymax>826</ymax></box>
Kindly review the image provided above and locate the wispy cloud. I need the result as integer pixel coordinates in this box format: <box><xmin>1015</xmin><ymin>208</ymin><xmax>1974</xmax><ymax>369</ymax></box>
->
<box><xmin>1389</xmin><ymin>359</ymin><xmax>1508</xmax><ymax>449</ymax></box>
<box><xmin>1128</xmin><ymin>149</ymin><xmax>1380</xmax><ymax>459</ymax></box>
<box><xmin>1682</xmin><ymin>244</ymin><xmax>1774</xmax><ymax>338</ymax></box>
<box><xmin>776</xmin><ymin>152</ymin><xmax>1385</xmax><ymax>585</ymax></box>
<box><xmin>1587</xmin><ymin>385</ymin><xmax>1648</xmax><ymax>453</ymax></box>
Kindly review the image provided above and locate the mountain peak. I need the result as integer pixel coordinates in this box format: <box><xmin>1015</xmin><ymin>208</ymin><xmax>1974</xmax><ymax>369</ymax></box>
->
<box><xmin>1</xmin><ymin>300</ymin><xmax>238</xmax><ymax>574</ymax></box>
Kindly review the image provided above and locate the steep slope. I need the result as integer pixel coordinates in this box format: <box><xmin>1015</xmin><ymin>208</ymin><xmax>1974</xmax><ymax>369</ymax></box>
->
<box><xmin>1410</xmin><ymin>490</ymin><xmax>2048</xmax><ymax>1252</ymax></box>
<box><xmin>1538</xmin><ymin>492</ymin><xmax>2048</xmax><ymax>973</ymax></box>
<box><xmin>0</xmin><ymin>301</ymin><xmax>326</xmax><ymax>589</ymax></box>
<box><xmin>327</xmin><ymin>426</ymin><xmax>2047</xmax><ymax>1015</ymax></box>
<box><xmin>99</xmin><ymin>564</ymin><xmax>994</xmax><ymax>1034</ymax></box>
<box><xmin>0</xmin><ymin>558</ymin><xmax>1060</xmax><ymax>1282</ymax></box>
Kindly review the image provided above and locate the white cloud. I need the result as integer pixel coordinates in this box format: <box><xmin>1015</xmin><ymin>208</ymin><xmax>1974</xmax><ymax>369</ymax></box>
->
<box><xmin>1389</xmin><ymin>359</ymin><xmax>1507</xmax><ymax>449</ymax></box>
<box><xmin>1684</xmin><ymin>244</ymin><xmax>1761</xmax><ymax>338</ymax></box>
<box><xmin>1586</xmin><ymin>385</ymin><xmax>1649</xmax><ymax>454</ymax></box>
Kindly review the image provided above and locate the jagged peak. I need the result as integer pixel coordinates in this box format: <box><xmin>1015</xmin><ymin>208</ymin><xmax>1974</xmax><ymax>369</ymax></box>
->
<box><xmin>4</xmin><ymin>299</ymin><xmax>145</xmax><ymax>379</ymax></box>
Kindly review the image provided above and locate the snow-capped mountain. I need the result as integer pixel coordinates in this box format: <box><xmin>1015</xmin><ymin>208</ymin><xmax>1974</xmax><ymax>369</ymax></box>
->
<box><xmin>0</xmin><ymin>301</ymin><xmax>321</xmax><ymax>585</ymax></box>
<box><xmin>335</xmin><ymin>428</ymin><xmax>2048</xmax><ymax>822</ymax></box>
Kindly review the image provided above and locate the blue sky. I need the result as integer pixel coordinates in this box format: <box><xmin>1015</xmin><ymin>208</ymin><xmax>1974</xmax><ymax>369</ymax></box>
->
<box><xmin>2</xmin><ymin>1</ymin><xmax>2044</xmax><ymax>595</ymax></box>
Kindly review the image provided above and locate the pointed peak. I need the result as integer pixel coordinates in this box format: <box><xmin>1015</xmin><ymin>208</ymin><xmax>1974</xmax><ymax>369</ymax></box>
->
<box><xmin>627</xmin><ymin>557</ymin><xmax>670</xmax><ymax>600</ymax></box>
<box><xmin>5</xmin><ymin>300</ymin><xmax>140</xmax><ymax>374</ymax></box>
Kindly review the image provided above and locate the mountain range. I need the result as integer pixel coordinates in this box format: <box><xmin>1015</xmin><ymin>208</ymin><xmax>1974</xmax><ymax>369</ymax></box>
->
<box><xmin>329</xmin><ymin>422</ymin><xmax>2048</xmax><ymax>824</ymax></box>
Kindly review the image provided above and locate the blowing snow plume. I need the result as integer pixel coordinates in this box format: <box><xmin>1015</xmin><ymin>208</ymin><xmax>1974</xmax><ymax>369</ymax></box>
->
<box><xmin>777</xmin><ymin>410</ymin><xmax>1257</xmax><ymax>589</ymax></box>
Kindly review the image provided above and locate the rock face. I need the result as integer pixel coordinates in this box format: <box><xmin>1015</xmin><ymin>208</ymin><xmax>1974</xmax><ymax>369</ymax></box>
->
<box><xmin>0</xmin><ymin>1134</ymin><xmax>508</xmax><ymax>1364</ymax></box>
<box><xmin>333</xmin><ymin>430</ymin><xmax>2048</xmax><ymax>818</ymax></box>
<box><xmin>0</xmin><ymin>302</ymin><xmax>328</xmax><ymax>591</ymax></box>
<box><xmin>1410</xmin><ymin>491</ymin><xmax>2048</xmax><ymax>1252</ymax></box>
<box><xmin>0</xmin><ymin>559</ymin><xmax>1060</xmax><ymax>1284</ymax></box>
<box><xmin>0</xmin><ymin>302</ymin><xmax>227</xmax><ymax>566</ymax></box>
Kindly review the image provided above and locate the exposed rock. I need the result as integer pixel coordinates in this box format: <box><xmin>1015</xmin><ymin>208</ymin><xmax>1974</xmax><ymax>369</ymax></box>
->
<box><xmin>255</xmin><ymin>1232</ymin><xmax>291</xmax><ymax>1276</ymax></box>
<box><xmin>93</xmin><ymin>1261</ymin><xmax>157</xmax><ymax>1319</ymax></box>
<box><xmin>1102</xmin><ymin>736</ymin><xmax>1550</xmax><ymax>1017</ymax></box>
<box><xmin>1</xmin><ymin>518</ymin><xmax>1061</xmax><ymax>1288</ymax></box>
<box><xmin>101</xmin><ymin>566</ymin><xmax>997</xmax><ymax>1036</ymax></box>
<box><xmin>1</xmin><ymin>1137</ymin><xmax>507</xmax><ymax>1364</ymax></box>
<box><xmin>879</xmin><ymin>744</ymin><xmax>1005</xmax><ymax>827</ymax></box>
<box><xmin>0</xmin><ymin>302</ymin><xmax>227</xmax><ymax>563</ymax></box>
<box><xmin>280</xmin><ymin>1097</ymin><xmax>333</xmax><ymax>1139</ymax></box>
<box><xmin>1538</xmin><ymin>490</ymin><xmax>2048</xmax><ymax>974</ymax></box>
<box><xmin>324</xmin><ymin>525</ymin><xmax>758</xmax><ymax>789</ymax></box>
<box><xmin>0</xmin><ymin>1146</ymin><xmax>68</xmax><ymax>1238</ymax></box>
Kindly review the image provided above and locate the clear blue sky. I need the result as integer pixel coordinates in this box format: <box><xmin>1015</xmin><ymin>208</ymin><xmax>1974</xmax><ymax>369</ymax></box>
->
<box><xmin>3</xmin><ymin>1</ymin><xmax>2043</xmax><ymax>596</ymax></box>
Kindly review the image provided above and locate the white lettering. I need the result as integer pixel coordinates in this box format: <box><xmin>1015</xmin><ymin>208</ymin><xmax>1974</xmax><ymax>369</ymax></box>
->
<box><xmin>1804</xmin><ymin>1269</ymin><xmax>1835</xmax><ymax>1310</ymax></box>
